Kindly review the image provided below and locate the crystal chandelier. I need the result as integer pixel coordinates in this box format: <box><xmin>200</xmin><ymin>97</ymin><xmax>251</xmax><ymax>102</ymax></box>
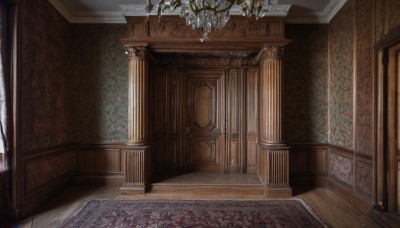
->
<box><xmin>146</xmin><ymin>0</ymin><xmax>278</xmax><ymax>34</ymax></box>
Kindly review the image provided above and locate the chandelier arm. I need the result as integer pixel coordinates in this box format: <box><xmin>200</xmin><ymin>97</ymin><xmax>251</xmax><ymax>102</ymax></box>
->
<box><xmin>189</xmin><ymin>0</ymin><xmax>198</xmax><ymax>14</ymax></box>
<box><xmin>214</xmin><ymin>0</ymin><xmax>235</xmax><ymax>13</ymax></box>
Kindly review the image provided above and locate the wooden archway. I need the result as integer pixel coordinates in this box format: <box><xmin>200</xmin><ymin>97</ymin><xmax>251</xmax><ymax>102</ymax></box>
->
<box><xmin>120</xmin><ymin>15</ymin><xmax>292</xmax><ymax>198</ymax></box>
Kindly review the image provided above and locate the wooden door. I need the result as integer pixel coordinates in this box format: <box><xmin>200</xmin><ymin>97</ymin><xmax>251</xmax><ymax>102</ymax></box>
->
<box><xmin>184</xmin><ymin>69</ymin><xmax>225</xmax><ymax>172</ymax></box>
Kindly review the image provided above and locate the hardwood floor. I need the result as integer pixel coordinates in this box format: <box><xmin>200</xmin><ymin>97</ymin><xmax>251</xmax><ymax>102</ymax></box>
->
<box><xmin>20</xmin><ymin>174</ymin><xmax>381</xmax><ymax>228</ymax></box>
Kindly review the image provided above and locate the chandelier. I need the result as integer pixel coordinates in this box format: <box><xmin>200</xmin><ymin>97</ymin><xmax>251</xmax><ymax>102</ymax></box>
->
<box><xmin>145</xmin><ymin>0</ymin><xmax>278</xmax><ymax>34</ymax></box>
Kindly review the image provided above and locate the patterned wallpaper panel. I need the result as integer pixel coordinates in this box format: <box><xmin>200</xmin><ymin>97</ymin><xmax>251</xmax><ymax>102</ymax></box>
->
<box><xmin>329</xmin><ymin>1</ymin><xmax>354</xmax><ymax>149</ymax></box>
<box><xmin>375</xmin><ymin>0</ymin><xmax>400</xmax><ymax>42</ymax></box>
<box><xmin>355</xmin><ymin>160</ymin><xmax>372</xmax><ymax>196</ymax></box>
<box><xmin>387</xmin><ymin>0</ymin><xmax>400</xmax><ymax>32</ymax></box>
<box><xmin>355</xmin><ymin>0</ymin><xmax>373</xmax><ymax>156</ymax></box>
<box><xmin>329</xmin><ymin>152</ymin><xmax>353</xmax><ymax>187</ymax></box>
<box><xmin>70</xmin><ymin>24</ymin><xmax>128</xmax><ymax>143</ymax></box>
<box><xmin>21</xmin><ymin>0</ymin><xmax>72</xmax><ymax>152</ymax></box>
<box><xmin>375</xmin><ymin>0</ymin><xmax>386</xmax><ymax>42</ymax></box>
<box><xmin>284</xmin><ymin>24</ymin><xmax>329</xmax><ymax>143</ymax></box>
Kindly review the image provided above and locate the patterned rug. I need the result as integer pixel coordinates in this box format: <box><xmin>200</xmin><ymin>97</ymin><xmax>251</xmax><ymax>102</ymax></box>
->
<box><xmin>60</xmin><ymin>199</ymin><xmax>327</xmax><ymax>227</ymax></box>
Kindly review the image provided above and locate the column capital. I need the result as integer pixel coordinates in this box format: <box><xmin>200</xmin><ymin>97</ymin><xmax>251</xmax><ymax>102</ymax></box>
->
<box><xmin>255</xmin><ymin>45</ymin><xmax>285</xmax><ymax>62</ymax></box>
<box><xmin>126</xmin><ymin>46</ymin><xmax>147</xmax><ymax>59</ymax></box>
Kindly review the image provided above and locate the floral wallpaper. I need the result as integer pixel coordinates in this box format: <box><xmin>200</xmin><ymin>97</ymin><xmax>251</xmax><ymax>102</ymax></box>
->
<box><xmin>375</xmin><ymin>0</ymin><xmax>386</xmax><ymax>42</ymax></box>
<box><xmin>20</xmin><ymin>0</ymin><xmax>72</xmax><ymax>152</ymax></box>
<box><xmin>329</xmin><ymin>1</ymin><xmax>354</xmax><ymax>149</ymax></box>
<box><xmin>355</xmin><ymin>0</ymin><xmax>373</xmax><ymax>156</ymax></box>
<box><xmin>70</xmin><ymin>24</ymin><xmax>128</xmax><ymax>143</ymax></box>
<box><xmin>25</xmin><ymin>151</ymin><xmax>76</xmax><ymax>193</ymax></box>
<box><xmin>375</xmin><ymin>0</ymin><xmax>400</xmax><ymax>42</ymax></box>
<box><xmin>387</xmin><ymin>0</ymin><xmax>400</xmax><ymax>32</ymax></box>
<box><xmin>355</xmin><ymin>160</ymin><xmax>372</xmax><ymax>197</ymax></box>
<box><xmin>284</xmin><ymin>24</ymin><xmax>329</xmax><ymax>143</ymax></box>
<box><xmin>329</xmin><ymin>152</ymin><xmax>353</xmax><ymax>187</ymax></box>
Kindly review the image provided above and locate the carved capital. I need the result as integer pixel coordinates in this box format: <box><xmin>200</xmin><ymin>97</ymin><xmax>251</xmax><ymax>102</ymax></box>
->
<box><xmin>265</xmin><ymin>46</ymin><xmax>284</xmax><ymax>58</ymax></box>
<box><xmin>255</xmin><ymin>45</ymin><xmax>284</xmax><ymax>62</ymax></box>
<box><xmin>126</xmin><ymin>46</ymin><xmax>147</xmax><ymax>59</ymax></box>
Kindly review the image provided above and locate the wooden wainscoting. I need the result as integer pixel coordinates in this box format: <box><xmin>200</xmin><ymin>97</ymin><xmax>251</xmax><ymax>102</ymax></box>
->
<box><xmin>21</xmin><ymin>145</ymin><xmax>76</xmax><ymax>217</ymax></box>
<box><xmin>289</xmin><ymin>144</ymin><xmax>328</xmax><ymax>187</ymax></box>
<box><xmin>73</xmin><ymin>144</ymin><xmax>125</xmax><ymax>186</ymax></box>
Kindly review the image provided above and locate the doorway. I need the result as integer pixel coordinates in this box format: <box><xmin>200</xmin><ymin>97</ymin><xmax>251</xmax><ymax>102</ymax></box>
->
<box><xmin>377</xmin><ymin>35</ymin><xmax>400</xmax><ymax>213</ymax></box>
<box><xmin>152</xmin><ymin>65</ymin><xmax>258</xmax><ymax>175</ymax></box>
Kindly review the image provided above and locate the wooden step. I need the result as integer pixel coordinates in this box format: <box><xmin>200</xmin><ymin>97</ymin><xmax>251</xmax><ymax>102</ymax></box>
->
<box><xmin>148</xmin><ymin>173</ymin><xmax>265</xmax><ymax>198</ymax></box>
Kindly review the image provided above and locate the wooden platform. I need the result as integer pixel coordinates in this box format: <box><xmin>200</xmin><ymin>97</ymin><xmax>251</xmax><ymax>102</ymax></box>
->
<box><xmin>149</xmin><ymin>172</ymin><xmax>265</xmax><ymax>198</ymax></box>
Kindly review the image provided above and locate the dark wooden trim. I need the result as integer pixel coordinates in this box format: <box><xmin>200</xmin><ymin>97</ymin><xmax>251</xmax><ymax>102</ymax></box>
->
<box><xmin>329</xmin><ymin>144</ymin><xmax>354</xmax><ymax>157</ymax></box>
<box><xmin>354</xmin><ymin>152</ymin><xmax>373</xmax><ymax>161</ymax></box>
<box><xmin>375</xmin><ymin>25</ymin><xmax>400</xmax><ymax>50</ymax></box>
<box><xmin>22</xmin><ymin>144</ymin><xmax>75</xmax><ymax>160</ymax></box>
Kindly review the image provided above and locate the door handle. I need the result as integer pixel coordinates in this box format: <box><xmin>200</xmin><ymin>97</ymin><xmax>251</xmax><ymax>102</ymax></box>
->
<box><xmin>186</xmin><ymin>127</ymin><xmax>190</xmax><ymax>134</ymax></box>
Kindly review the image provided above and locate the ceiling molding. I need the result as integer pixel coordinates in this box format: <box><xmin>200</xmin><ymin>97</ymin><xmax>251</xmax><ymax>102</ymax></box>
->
<box><xmin>49</xmin><ymin>0</ymin><xmax>126</xmax><ymax>23</ymax></box>
<box><xmin>285</xmin><ymin>0</ymin><xmax>347</xmax><ymax>24</ymax></box>
<box><xmin>48</xmin><ymin>0</ymin><xmax>348</xmax><ymax>24</ymax></box>
<box><xmin>120</xmin><ymin>4</ymin><xmax>292</xmax><ymax>17</ymax></box>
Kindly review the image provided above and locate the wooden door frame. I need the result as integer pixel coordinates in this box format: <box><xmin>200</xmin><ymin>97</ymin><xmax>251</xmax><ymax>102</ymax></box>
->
<box><xmin>375</xmin><ymin>26</ymin><xmax>400</xmax><ymax>212</ymax></box>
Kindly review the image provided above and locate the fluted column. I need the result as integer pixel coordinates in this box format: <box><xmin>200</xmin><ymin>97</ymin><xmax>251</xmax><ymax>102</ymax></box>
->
<box><xmin>260</xmin><ymin>46</ymin><xmax>285</xmax><ymax>145</ymax></box>
<box><xmin>258</xmin><ymin>45</ymin><xmax>291</xmax><ymax>198</ymax></box>
<box><xmin>121</xmin><ymin>46</ymin><xmax>151</xmax><ymax>194</ymax></box>
<box><xmin>127</xmin><ymin>46</ymin><xmax>148</xmax><ymax>145</ymax></box>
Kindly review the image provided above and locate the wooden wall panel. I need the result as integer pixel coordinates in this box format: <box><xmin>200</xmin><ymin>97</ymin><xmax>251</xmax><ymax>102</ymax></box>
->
<box><xmin>73</xmin><ymin>144</ymin><xmax>126</xmax><ymax>187</ymax></box>
<box><xmin>167</xmin><ymin>69</ymin><xmax>181</xmax><ymax>173</ymax></box>
<box><xmin>168</xmin><ymin>140</ymin><xmax>181</xmax><ymax>173</ymax></box>
<box><xmin>168</xmin><ymin>69</ymin><xmax>181</xmax><ymax>134</ymax></box>
<box><xmin>153</xmin><ymin>67</ymin><xmax>167</xmax><ymax>173</ymax></box>
<box><xmin>289</xmin><ymin>145</ymin><xmax>327</xmax><ymax>174</ymax></box>
<box><xmin>78</xmin><ymin>149</ymin><xmax>121</xmax><ymax>173</ymax></box>
<box><xmin>245</xmin><ymin>68</ymin><xmax>258</xmax><ymax>173</ymax></box>
<box><xmin>154</xmin><ymin>68</ymin><xmax>167</xmax><ymax>135</ymax></box>
<box><xmin>246</xmin><ymin>136</ymin><xmax>257</xmax><ymax>173</ymax></box>
<box><xmin>153</xmin><ymin>140</ymin><xmax>167</xmax><ymax>173</ymax></box>
<box><xmin>21</xmin><ymin>146</ymin><xmax>76</xmax><ymax>217</ymax></box>
<box><xmin>226</xmin><ymin>69</ymin><xmax>242</xmax><ymax>172</ymax></box>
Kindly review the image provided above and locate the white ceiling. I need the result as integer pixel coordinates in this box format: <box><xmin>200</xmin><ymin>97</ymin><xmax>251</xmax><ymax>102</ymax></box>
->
<box><xmin>48</xmin><ymin>0</ymin><xmax>347</xmax><ymax>24</ymax></box>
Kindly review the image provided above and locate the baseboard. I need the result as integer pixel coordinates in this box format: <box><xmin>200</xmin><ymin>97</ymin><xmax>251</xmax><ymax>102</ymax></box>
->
<box><xmin>328</xmin><ymin>178</ymin><xmax>372</xmax><ymax>213</ymax></box>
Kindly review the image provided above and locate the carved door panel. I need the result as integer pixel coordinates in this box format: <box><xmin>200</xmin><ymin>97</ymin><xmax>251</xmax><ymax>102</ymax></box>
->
<box><xmin>184</xmin><ymin>70</ymin><xmax>225</xmax><ymax>172</ymax></box>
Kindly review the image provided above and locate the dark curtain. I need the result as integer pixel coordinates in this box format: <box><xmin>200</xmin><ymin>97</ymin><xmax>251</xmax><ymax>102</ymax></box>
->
<box><xmin>0</xmin><ymin>0</ymin><xmax>14</xmax><ymax>225</ymax></box>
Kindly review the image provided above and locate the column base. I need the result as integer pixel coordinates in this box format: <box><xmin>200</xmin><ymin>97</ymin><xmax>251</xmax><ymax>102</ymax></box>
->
<box><xmin>264</xmin><ymin>184</ymin><xmax>292</xmax><ymax>198</ymax></box>
<box><xmin>120</xmin><ymin>145</ymin><xmax>152</xmax><ymax>195</ymax></box>
<box><xmin>120</xmin><ymin>184</ymin><xmax>147</xmax><ymax>195</ymax></box>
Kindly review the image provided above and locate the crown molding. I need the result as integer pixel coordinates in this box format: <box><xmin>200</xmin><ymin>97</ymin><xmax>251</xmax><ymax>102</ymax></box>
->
<box><xmin>285</xmin><ymin>0</ymin><xmax>347</xmax><ymax>24</ymax></box>
<box><xmin>48</xmin><ymin>0</ymin><xmax>347</xmax><ymax>24</ymax></box>
<box><xmin>48</xmin><ymin>0</ymin><xmax>126</xmax><ymax>23</ymax></box>
<box><xmin>120</xmin><ymin>4</ymin><xmax>292</xmax><ymax>17</ymax></box>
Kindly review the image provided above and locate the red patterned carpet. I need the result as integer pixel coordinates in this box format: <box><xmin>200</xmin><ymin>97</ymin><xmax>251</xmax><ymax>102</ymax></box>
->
<box><xmin>60</xmin><ymin>199</ymin><xmax>326</xmax><ymax>227</ymax></box>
